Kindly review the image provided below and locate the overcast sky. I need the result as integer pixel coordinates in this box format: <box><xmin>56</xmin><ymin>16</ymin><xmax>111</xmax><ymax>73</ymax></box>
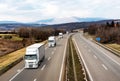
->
<box><xmin>0</xmin><ymin>0</ymin><xmax>120</xmax><ymax>22</ymax></box>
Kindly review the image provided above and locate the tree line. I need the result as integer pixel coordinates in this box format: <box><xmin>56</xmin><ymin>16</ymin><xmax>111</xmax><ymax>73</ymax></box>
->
<box><xmin>17</xmin><ymin>27</ymin><xmax>66</xmax><ymax>41</ymax></box>
<box><xmin>84</xmin><ymin>21</ymin><xmax>120</xmax><ymax>44</ymax></box>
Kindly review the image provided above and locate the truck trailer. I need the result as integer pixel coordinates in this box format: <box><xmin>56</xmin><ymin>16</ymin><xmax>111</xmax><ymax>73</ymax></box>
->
<box><xmin>24</xmin><ymin>43</ymin><xmax>45</xmax><ymax>68</ymax></box>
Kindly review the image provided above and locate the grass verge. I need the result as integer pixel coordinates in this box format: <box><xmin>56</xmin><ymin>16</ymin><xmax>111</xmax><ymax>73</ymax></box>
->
<box><xmin>84</xmin><ymin>32</ymin><xmax>120</xmax><ymax>56</ymax></box>
<box><xmin>66</xmin><ymin>36</ymin><xmax>85</xmax><ymax>81</ymax></box>
<box><xmin>0</xmin><ymin>48</ymin><xmax>25</xmax><ymax>75</ymax></box>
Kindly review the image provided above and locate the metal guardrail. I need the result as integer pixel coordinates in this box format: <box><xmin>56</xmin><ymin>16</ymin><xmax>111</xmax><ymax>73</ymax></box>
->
<box><xmin>93</xmin><ymin>40</ymin><xmax>120</xmax><ymax>57</ymax></box>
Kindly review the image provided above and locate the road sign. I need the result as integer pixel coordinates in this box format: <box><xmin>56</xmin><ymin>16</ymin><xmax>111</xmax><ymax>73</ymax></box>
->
<box><xmin>96</xmin><ymin>37</ymin><xmax>101</xmax><ymax>42</ymax></box>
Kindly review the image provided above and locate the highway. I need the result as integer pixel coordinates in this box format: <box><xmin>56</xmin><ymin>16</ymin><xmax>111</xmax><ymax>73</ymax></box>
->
<box><xmin>73</xmin><ymin>33</ymin><xmax>120</xmax><ymax>81</ymax></box>
<box><xmin>0</xmin><ymin>34</ymin><xmax>69</xmax><ymax>81</ymax></box>
<box><xmin>1</xmin><ymin>32</ymin><xmax>120</xmax><ymax>81</ymax></box>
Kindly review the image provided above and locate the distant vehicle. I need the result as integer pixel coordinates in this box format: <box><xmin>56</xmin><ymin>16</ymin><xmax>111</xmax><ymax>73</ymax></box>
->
<box><xmin>59</xmin><ymin>33</ymin><xmax>63</xmax><ymax>38</ymax></box>
<box><xmin>66</xmin><ymin>31</ymin><xmax>69</xmax><ymax>34</ymax></box>
<box><xmin>48</xmin><ymin>36</ymin><xmax>56</xmax><ymax>47</ymax></box>
<box><xmin>24</xmin><ymin>43</ymin><xmax>45</xmax><ymax>68</ymax></box>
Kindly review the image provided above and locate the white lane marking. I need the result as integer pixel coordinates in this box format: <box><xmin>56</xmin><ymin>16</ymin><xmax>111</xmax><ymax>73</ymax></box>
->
<box><xmin>93</xmin><ymin>55</ymin><xmax>98</xmax><ymax>59</ymax></box>
<box><xmin>52</xmin><ymin>51</ymin><xmax>54</xmax><ymax>55</ymax></box>
<box><xmin>73</xmin><ymin>39</ymin><xmax>94</xmax><ymax>81</ymax></box>
<box><xmin>94</xmin><ymin>45</ymin><xmax>120</xmax><ymax>66</ymax></box>
<box><xmin>17</xmin><ymin>69</ymin><xmax>21</xmax><ymax>73</ymax></box>
<box><xmin>80</xmin><ymin>34</ymin><xmax>120</xmax><ymax>66</ymax></box>
<box><xmin>58</xmin><ymin>36</ymin><xmax>68</xmax><ymax>81</ymax></box>
<box><xmin>102</xmin><ymin>64</ymin><xmax>108</xmax><ymax>70</ymax></box>
<box><xmin>48</xmin><ymin>57</ymin><xmax>51</xmax><ymax>61</ymax></box>
<box><xmin>34</xmin><ymin>79</ymin><xmax>37</xmax><ymax>81</ymax></box>
<box><xmin>41</xmin><ymin>64</ymin><xmax>46</xmax><ymax>70</ymax></box>
<box><xmin>9</xmin><ymin>67</ymin><xmax>25</xmax><ymax>81</ymax></box>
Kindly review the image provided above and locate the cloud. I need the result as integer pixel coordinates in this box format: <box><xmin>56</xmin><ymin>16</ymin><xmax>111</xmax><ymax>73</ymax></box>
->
<box><xmin>0</xmin><ymin>0</ymin><xmax>120</xmax><ymax>22</ymax></box>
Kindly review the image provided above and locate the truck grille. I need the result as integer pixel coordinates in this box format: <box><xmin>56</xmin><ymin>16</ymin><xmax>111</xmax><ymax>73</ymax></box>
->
<box><xmin>29</xmin><ymin>62</ymin><xmax>33</xmax><ymax>68</ymax></box>
<box><xmin>29</xmin><ymin>65</ymin><xmax>33</xmax><ymax>68</ymax></box>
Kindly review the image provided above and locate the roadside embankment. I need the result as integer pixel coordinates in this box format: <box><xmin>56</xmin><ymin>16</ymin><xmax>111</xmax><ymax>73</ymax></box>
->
<box><xmin>94</xmin><ymin>41</ymin><xmax>120</xmax><ymax>57</ymax></box>
<box><xmin>0</xmin><ymin>40</ymin><xmax>47</xmax><ymax>76</ymax></box>
<box><xmin>83</xmin><ymin>32</ymin><xmax>120</xmax><ymax>57</ymax></box>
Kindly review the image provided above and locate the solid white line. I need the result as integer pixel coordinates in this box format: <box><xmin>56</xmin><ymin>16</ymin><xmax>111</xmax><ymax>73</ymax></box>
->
<box><xmin>41</xmin><ymin>64</ymin><xmax>46</xmax><ymax>70</ymax></box>
<box><xmin>58</xmin><ymin>36</ymin><xmax>68</xmax><ymax>81</ymax></box>
<box><xmin>9</xmin><ymin>67</ymin><xmax>25</xmax><ymax>81</ymax></box>
<box><xmin>93</xmin><ymin>55</ymin><xmax>98</xmax><ymax>59</ymax></box>
<box><xmin>73</xmin><ymin>39</ymin><xmax>94</xmax><ymax>81</ymax></box>
<box><xmin>102</xmin><ymin>64</ymin><xmax>108</xmax><ymax>70</ymax></box>
<box><xmin>94</xmin><ymin>45</ymin><xmax>120</xmax><ymax>66</ymax></box>
<box><xmin>17</xmin><ymin>69</ymin><xmax>21</xmax><ymax>73</ymax></box>
<box><xmin>34</xmin><ymin>78</ymin><xmax>37</xmax><ymax>81</ymax></box>
<box><xmin>80</xmin><ymin>34</ymin><xmax>120</xmax><ymax>66</ymax></box>
<box><xmin>48</xmin><ymin>57</ymin><xmax>51</xmax><ymax>61</ymax></box>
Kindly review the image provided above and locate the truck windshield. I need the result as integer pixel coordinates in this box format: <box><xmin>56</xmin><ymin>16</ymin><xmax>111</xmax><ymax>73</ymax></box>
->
<box><xmin>48</xmin><ymin>40</ymin><xmax>54</xmax><ymax>42</ymax></box>
<box><xmin>25</xmin><ymin>55</ymin><xmax>37</xmax><ymax>60</ymax></box>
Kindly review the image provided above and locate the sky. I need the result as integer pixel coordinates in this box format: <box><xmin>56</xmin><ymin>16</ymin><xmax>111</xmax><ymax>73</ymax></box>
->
<box><xmin>0</xmin><ymin>0</ymin><xmax>120</xmax><ymax>22</ymax></box>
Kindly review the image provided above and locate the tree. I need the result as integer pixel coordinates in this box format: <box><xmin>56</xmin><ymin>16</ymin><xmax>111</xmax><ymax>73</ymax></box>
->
<box><xmin>106</xmin><ymin>22</ymin><xmax>110</xmax><ymax>27</ymax></box>
<box><xmin>111</xmin><ymin>21</ymin><xmax>115</xmax><ymax>27</ymax></box>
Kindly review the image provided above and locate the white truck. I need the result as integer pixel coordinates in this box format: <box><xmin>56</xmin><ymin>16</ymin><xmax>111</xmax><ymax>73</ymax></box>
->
<box><xmin>48</xmin><ymin>36</ymin><xmax>56</xmax><ymax>47</ymax></box>
<box><xmin>24</xmin><ymin>43</ymin><xmax>45</xmax><ymax>68</ymax></box>
<box><xmin>59</xmin><ymin>33</ymin><xmax>63</xmax><ymax>38</ymax></box>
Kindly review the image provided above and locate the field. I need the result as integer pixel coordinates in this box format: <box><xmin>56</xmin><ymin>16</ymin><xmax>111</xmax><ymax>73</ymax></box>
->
<box><xmin>0</xmin><ymin>34</ymin><xmax>34</xmax><ymax>56</ymax></box>
<box><xmin>105</xmin><ymin>44</ymin><xmax>120</xmax><ymax>54</ymax></box>
<box><xmin>0</xmin><ymin>34</ymin><xmax>23</xmax><ymax>41</ymax></box>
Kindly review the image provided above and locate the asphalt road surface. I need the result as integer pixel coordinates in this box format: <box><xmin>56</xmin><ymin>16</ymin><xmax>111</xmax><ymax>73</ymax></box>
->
<box><xmin>73</xmin><ymin>33</ymin><xmax>120</xmax><ymax>81</ymax></box>
<box><xmin>0</xmin><ymin>34</ymin><xmax>69</xmax><ymax>81</ymax></box>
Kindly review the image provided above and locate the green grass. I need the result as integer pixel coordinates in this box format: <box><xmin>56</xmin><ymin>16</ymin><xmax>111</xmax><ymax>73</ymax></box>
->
<box><xmin>11</xmin><ymin>36</ymin><xmax>23</xmax><ymax>41</ymax></box>
<box><xmin>0</xmin><ymin>34</ymin><xmax>16</xmax><ymax>36</ymax></box>
<box><xmin>0</xmin><ymin>34</ymin><xmax>23</xmax><ymax>41</ymax></box>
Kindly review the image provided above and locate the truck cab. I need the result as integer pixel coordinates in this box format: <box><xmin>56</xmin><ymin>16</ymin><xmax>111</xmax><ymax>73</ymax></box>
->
<box><xmin>24</xmin><ymin>43</ymin><xmax>45</xmax><ymax>68</ymax></box>
<box><xmin>48</xmin><ymin>36</ymin><xmax>56</xmax><ymax>47</ymax></box>
<box><xmin>59</xmin><ymin>33</ymin><xmax>63</xmax><ymax>38</ymax></box>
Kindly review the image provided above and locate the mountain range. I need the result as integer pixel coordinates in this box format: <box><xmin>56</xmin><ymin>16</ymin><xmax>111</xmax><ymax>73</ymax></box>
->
<box><xmin>0</xmin><ymin>17</ymin><xmax>107</xmax><ymax>25</ymax></box>
<box><xmin>36</xmin><ymin>17</ymin><xmax>106</xmax><ymax>24</ymax></box>
<box><xmin>0</xmin><ymin>17</ymin><xmax>118</xmax><ymax>31</ymax></box>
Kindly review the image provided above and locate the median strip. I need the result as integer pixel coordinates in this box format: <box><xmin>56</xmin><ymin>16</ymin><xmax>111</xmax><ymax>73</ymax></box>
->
<box><xmin>66</xmin><ymin>36</ymin><xmax>85</xmax><ymax>81</ymax></box>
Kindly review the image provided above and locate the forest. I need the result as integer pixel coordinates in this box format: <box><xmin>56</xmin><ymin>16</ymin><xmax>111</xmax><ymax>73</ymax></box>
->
<box><xmin>84</xmin><ymin>21</ymin><xmax>120</xmax><ymax>44</ymax></box>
